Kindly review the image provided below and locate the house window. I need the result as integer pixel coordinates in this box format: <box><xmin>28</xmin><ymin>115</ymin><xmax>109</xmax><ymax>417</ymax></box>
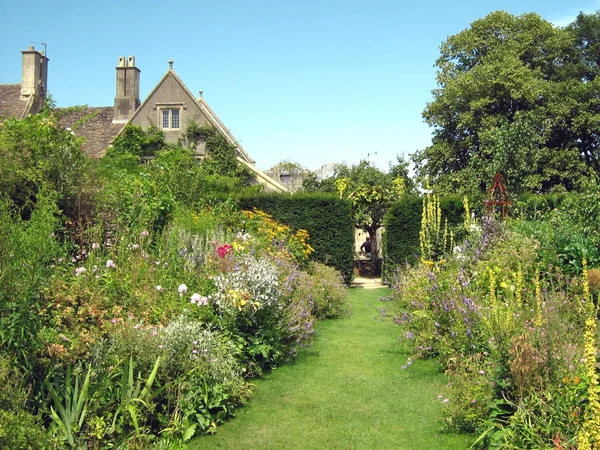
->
<box><xmin>161</xmin><ymin>108</ymin><xmax>180</xmax><ymax>129</ymax></box>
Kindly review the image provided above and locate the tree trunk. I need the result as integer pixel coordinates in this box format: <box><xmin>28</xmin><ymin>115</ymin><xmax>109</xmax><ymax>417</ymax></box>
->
<box><xmin>367</xmin><ymin>227</ymin><xmax>377</xmax><ymax>260</ymax></box>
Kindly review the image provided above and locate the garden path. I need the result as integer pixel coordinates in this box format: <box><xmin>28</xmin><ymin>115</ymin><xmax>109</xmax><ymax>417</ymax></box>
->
<box><xmin>191</xmin><ymin>287</ymin><xmax>472</xmax><ymax>449</ymax></box>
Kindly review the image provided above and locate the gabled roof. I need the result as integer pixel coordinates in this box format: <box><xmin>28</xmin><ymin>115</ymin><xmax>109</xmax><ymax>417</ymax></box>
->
<box><xmin>128</xmin><ymin>68</ymin><xmax>255</xmax><ymax>165</ymax></box>
<box><xmin>56</xmin><ymin>106</ymin><xmax>124</xmax><ymax>158</ymax></box>
<box><xmin>0</xmin><ymin>84</ymin><xmax>32</xmax><ymax>119</ymax></box>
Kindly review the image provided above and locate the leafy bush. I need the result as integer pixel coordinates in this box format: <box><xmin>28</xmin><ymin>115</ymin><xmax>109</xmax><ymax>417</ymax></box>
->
<box><xmin>0</xmin><ymin>354</ymin><xmax>48</xmax><ymax>449</ymax></box>
<box><xmin>109</xmin><ymin>124</ymin><xmax>166</xmax><ymax>158</ymax></box>
<box><xmin>0</xmin><ymin>113</ymin><xmax>88</xmax><ymax>216</ymax></box>
<box><xmin>304</xmin><ymin>262</ymin><xmax>348</xmax><ymax>319</ymax></box>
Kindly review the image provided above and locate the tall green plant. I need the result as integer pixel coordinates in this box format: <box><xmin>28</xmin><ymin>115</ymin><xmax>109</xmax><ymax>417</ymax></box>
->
<box><xmin>47</xmin><ymin>365</ymin><xmax>92</xmax><ymax>447</ymax></box>
<box><xmin>0</xmin><ymin>188</ymin><xmax>66</xmax><ymax>373</ymax></box>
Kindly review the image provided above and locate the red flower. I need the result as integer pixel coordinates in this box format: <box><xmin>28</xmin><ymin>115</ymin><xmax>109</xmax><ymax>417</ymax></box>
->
<box><xmin>217</xmin><ymin>243</ymin><xmax>232</xmax><ymax>258</ymax></box>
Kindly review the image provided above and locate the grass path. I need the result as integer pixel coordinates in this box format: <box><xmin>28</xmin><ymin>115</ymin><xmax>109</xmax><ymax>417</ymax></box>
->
<box><xmin>190</xmin><ymin>287</ymin><xmax>472</xmax><ymax>449</ymax></box>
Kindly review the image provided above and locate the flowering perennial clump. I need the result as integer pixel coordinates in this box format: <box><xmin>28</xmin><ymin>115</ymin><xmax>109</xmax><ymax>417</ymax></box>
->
<box><xmin>212</xmin><ymin>255</ymin><xmax>280</xmax><ymax>312</ymax></box>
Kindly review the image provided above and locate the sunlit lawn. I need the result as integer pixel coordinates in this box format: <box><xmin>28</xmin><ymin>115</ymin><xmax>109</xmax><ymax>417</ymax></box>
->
<box><xmin>190</xmin><ymin>287</ymin><xmax>473</xmax><ymax>449</ymax></box>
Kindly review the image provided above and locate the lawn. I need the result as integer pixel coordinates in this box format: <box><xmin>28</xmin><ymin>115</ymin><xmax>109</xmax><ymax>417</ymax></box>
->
<box><xmin>190</xmin><ymin>287</ymin><xmax>473</xmax><ymax>449</ymax></box>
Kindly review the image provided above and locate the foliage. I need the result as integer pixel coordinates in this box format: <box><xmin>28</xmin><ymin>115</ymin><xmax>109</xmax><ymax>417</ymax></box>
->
<box><xmin>333</xmin><ymin>160</ymin><xmax>407</xmax><ymax>259</ymax></box>
<box><xmin>0</xmin><ymin>354</ymin><xmax>48</xmax><ymax>449</ymax></box>
<box><xmin>0</xmin><ymin>188</ymin><xmax>67</xmax><ymax>374</ymax></box>
<box><xmin>419</xmin><ymin>190</ymin><xmax>452</xmax><ymax>263</ymax></box>
<box><xmin>237</xmin><ymin>192</ymin><xmax>355</xmax><ymax>284</ymax></box>
<box><xmin>383</xmin><ymin>195</ymin><xmax>466</xmax><ymax>279</ymax></box>
<box><xmin>304</xmin><ymin>262</ymin><xmax>349</xmax><ymax>319</ymax></box>
<box><xmin>109</xmin><ymin>124</ymin><xmax>166</xmax><ymax>158</ymax></box>
<box><xmin>181</xmin><ymin>122</ymin><xmax>253</xmax><ymax>186</ymax></box>
<box><xmin>0</xmin><ymin>113</ymin><xmax>352</xmax><ymax>446</ymax></box>
<box><xmin>0</xmin><ymin>112</ymin><xmax>89</xmax><ymax>216</ymax></box>
<box><xmin>47</xmin><ymin>364</ymin><xmax>92</xmax><ymax>446</ymax></box>
<box><xmin>390</xmin><ymin>214</ymin><xmax>592</xmax><ymax>448</ymax></box>
<box><xmin>414</xmin><ymin>10</ymin><xmax>600</xmax><ymax>195</ymax></box>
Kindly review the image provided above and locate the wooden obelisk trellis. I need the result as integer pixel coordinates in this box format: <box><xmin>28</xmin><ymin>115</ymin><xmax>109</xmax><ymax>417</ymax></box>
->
<box><xmin>484</xmin><ymin>173</ymin><xmax>511</xmax><ymax>219</ymax></box>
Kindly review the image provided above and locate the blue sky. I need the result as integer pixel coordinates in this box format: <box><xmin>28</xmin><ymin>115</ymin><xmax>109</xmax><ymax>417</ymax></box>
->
<box><xmin>1</xmin><ymin>0</ymin><xmax>597</xmax><ymax>172</ymax></box>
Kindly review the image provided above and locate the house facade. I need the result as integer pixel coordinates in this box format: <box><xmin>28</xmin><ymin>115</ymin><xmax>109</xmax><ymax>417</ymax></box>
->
<box><xmin>0</xmin><ymin>47</ymin><xmax>287</xmax><ymax>192</ymax></box>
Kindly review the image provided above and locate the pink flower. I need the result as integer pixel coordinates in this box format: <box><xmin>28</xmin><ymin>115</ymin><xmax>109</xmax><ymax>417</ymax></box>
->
<box><xmin>216</xmin><ymin>243</ymin><xmax>233</xmax><ymax>258</ymax></box>
<box><xmin>140</xmin><ymin>230</ymin><xmax>149</xmax><ymax>237</ymax></box>
<box><xmin>75</xmin><ymin>267</ymin><xmax>87</xmax><ymax>276</ymax></box>
<box><xmin>106</xmin><ymin>259</ymin><xmax>116</xmax><ymax>268</ymax></box>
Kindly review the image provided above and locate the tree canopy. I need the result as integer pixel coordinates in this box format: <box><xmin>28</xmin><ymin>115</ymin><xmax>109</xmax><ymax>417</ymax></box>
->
<box><xmin>413</xmin><ymin>10</ymin><xmax>600</xmax><ymax>196</ymax></box>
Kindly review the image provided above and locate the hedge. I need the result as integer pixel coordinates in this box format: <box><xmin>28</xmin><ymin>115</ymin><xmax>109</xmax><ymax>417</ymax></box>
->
<box><xmin>236</xmin><ymin>192</ymin><xmax>355</xmax><ymax>284</ymax></box>
<box><xmin>383</xmin><ymin>195</ymin><xmax>466</xmax><ymax>280</ymax></box>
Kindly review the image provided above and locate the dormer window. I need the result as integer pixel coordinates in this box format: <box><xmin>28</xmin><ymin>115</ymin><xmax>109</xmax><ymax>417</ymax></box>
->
<box><xmin>161</xmin><ymin>108</ymin><xmax>180</xmax><ymax>129</ymax></box>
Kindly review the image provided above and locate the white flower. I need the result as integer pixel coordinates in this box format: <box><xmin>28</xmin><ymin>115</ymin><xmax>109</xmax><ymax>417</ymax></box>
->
<box><xmin>75</xmin><ymin>267</ymin><xmax>86</xmax><ymax>276</ymax></box>
<box><xmin>156</xmin><ymin>285</ymin><xmax>162</xmax><ymax>291</ymax></box>
<box><xmin>91</xmin><ymin>242</ymin><xmax>100</xmax><ymax>249</ymax></box>
<box><xmin>191</xmin><ymin>293</ymin><xmax>208</xmax><ymax>305</ymax></box>
<box><xmin>106</xmin><ymin>259</ymin><xmax>116</xmax><ymax>268</ymax></box>
<box><xmin>178</xmin><ymin>284</ymin><xmax>188</xmax><ymax>295</ymax></box>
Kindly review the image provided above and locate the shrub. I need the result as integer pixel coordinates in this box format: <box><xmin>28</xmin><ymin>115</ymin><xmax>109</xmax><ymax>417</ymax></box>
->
<box><xmin>0</xmin><ymin>113</ymin><xmax>88</xmax><ymax>216</ymax></box>
<box><xmin>304</xmin><ymin>262</ymin><xmax>348</xmax><ymax>319</ymax></box>
<box><xmin>0</xmin><ymin>354</ymin><xmax>48</xmax><ymax>449</ymax></box>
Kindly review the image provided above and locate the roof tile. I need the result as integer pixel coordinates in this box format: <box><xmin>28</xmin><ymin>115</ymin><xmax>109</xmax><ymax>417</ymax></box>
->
<box><xmin>0</xmin><ymin>84</ymin><xmax>28</xmax><ymax>119</ymax></box>
<box><xmin>56</xmin><ymin>107</ymin><xmax>124</xmax><ymax>158</ymax></box>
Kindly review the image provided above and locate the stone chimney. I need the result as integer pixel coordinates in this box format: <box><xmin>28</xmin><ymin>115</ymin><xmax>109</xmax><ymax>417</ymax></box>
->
<box><xmin>21</xmin><ymin>46</ymin><xmax>48</xmax><ymax>101</ymax></box>
<box><xmin>113</xmin><ymin>56</ymin><xmax>140</xmax><ymax>123</ymax></box>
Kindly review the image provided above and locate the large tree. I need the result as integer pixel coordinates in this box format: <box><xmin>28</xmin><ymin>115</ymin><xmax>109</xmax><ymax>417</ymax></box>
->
<box><xmin>414</xmin><ymin>11</ymin><xmax>600</xmax><ymax>195</ymax></box>
<box><xmin>309</xmin><ymin>157</ymin><xmax>414</xmax><ymax>260</ymax></box>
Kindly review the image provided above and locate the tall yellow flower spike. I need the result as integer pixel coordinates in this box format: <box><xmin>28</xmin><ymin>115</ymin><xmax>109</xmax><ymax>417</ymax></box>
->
<box><xmin>579</xmin><ymin>259</ymin><xmax>600</xmax><ymax>449</ymax></box>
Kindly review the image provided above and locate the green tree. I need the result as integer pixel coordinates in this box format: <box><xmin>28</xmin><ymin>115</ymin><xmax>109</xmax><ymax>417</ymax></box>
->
<box><xmin>0</xmin><ymin>113</ymin><xmax>88</xmax><ymax>217</ymax></box>
<box><xmin>332</xmin><ymin>160</ymin><xmax>409</xmax><ymax>260</ymax></box>
<box><xmin>414</xmin><ymin>11</ymin><xmax>600</xmax><ymax>196</ymax></box>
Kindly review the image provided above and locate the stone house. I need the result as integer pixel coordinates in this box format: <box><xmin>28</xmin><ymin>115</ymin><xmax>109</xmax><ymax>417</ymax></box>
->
<box><xmin>0</xmin><ymin>47</ymin><xmax>287</xmax><ymax>192</ymax></box>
